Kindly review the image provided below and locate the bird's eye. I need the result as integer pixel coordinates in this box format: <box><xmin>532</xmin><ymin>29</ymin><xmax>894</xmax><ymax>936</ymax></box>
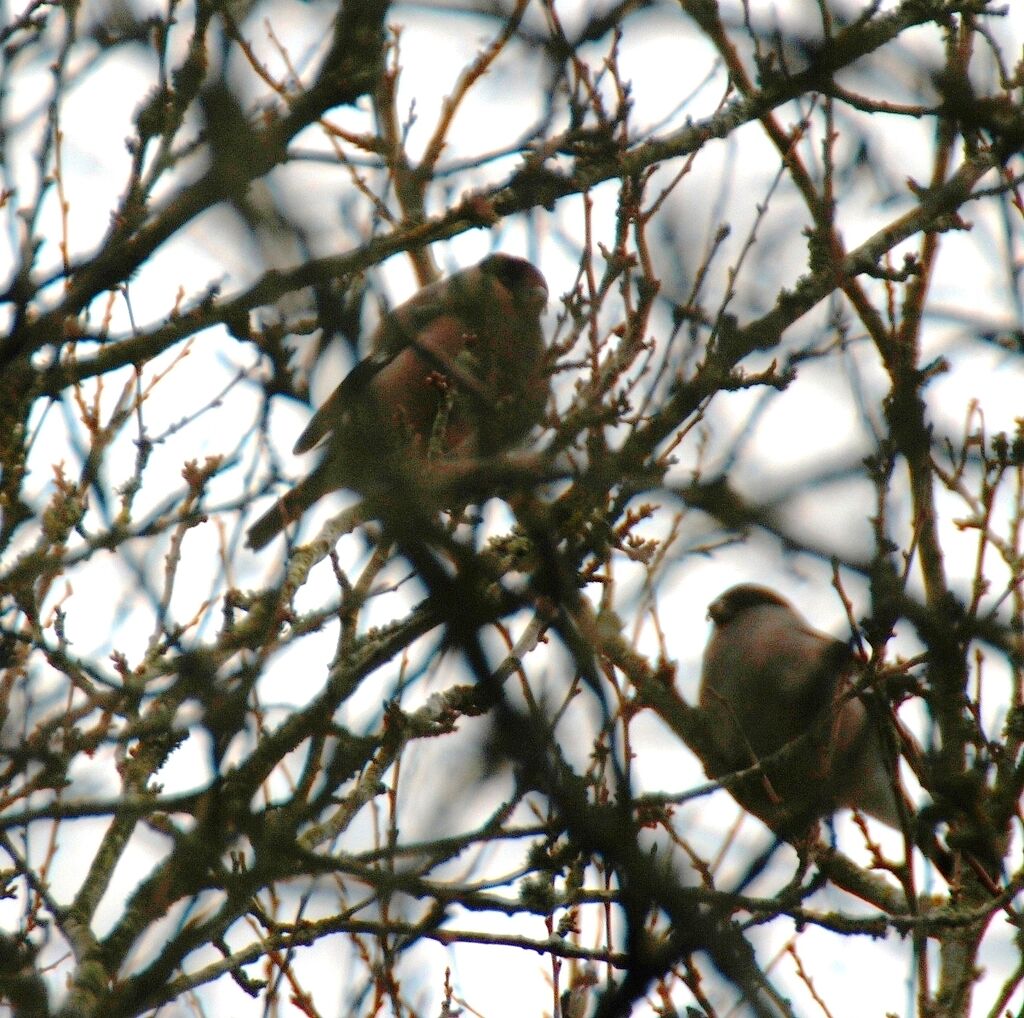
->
<box><xmin>489</xmin><ymin>255</ymin><xmax>548</xmax><ymax>305</ymax></box>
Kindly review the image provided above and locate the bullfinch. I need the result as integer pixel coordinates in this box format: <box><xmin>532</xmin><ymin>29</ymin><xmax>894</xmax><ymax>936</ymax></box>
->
<box><xmin>698</xmin><ymin>583</ymin><xmax>910</xmax><ymax>836</ymax></box>
<box><xmin>246</xmin><ymin>253</ymin><xmax>549</xmax><ymax>550</ymax></box>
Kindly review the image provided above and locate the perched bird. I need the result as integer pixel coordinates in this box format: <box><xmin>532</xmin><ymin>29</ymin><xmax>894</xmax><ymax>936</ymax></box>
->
<box><xmin>698</xmin><ymin>583</ymin><xmax>910</xmax><ymax>837</ymax></box>
<box><xmin>246</xmin><ymin>253</ymin><xmax>549</xmax><ymax>550</ymax></box>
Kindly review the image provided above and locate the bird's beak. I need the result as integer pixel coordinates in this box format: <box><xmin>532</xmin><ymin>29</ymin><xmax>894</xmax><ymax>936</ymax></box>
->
<box><xmin>528</xmin><ymin>282</ymin><xmax>548</xmax><ymax>310</ymax></box>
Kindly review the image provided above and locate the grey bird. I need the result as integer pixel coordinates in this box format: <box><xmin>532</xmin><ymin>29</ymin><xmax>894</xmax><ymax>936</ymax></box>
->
<box><xmin>698</xmin><ymin>583</ymin><xmax>911</xmax><ymax>837</ymax></box>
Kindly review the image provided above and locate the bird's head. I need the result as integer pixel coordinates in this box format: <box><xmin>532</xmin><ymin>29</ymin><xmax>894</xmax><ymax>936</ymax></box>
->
<box><xmin>707</xmin><ymin>583</ymin><xmax>792</xmax><ymax>625</ymax></box>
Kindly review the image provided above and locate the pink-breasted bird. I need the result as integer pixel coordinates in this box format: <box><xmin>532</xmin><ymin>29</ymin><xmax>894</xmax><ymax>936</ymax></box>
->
<box><xmin>246</xmin><ymin>253</ymin><xmax>549</xmax><ymax>550</ymax></box>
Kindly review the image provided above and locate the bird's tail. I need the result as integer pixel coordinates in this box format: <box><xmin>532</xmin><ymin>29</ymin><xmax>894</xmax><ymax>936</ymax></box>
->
<box><xmin>245</xmin><ymin>472</ymin><xmax>327</xmax><ymax>550</ymax></box>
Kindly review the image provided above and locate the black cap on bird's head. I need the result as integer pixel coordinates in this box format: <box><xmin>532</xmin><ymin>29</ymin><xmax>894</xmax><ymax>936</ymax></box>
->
<box><xmin>480</xmin><ymin>253</ymin><xmax>548</xmax><ymax>311</ymax></box>
<box><xmin>707</xmin><ymin>584</ymin><xmax>791</xmax><ymax>625</ymax></box>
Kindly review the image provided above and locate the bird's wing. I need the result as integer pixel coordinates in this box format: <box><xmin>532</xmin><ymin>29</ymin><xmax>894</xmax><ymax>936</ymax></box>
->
<box><xmin>372</xmin><ymin>267</ymin><xmax>484</xmax><ymax>357</ymax></box>
<box><xmin>293</xmin><ymin>311</ymin><xmax>499</xmax><ymax>457</ymax></box>
<box><xmin>292</xmin><ymin>353</ymin><xmax>390</xmax><ymax>454</ymax></box>
<box><xmin>749</xmin><ymin>613</ymin><xmax>848</xmax><ymax>699</ymax></box>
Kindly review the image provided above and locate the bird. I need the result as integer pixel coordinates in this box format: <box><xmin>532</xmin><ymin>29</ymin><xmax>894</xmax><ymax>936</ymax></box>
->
<box><xmin>698</xmin><ymin>583</ymin><xmax>911</xmax><ymax>839</ymax></box>
<box><xmin>245</xmin><ymin>253</ymin><xmax>550</xmax><ymax>550</ymax></box>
